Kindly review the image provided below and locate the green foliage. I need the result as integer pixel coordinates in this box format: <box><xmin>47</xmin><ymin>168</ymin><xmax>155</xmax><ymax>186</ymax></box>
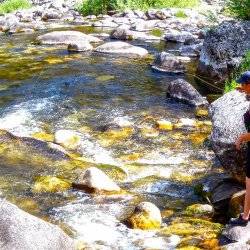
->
<box><xmin>174</xmin><ymin>10</ymin><xmax>187</xmax><ymax>18</ymax></box>
<box><xmin>149</xmin><ymin>28</ymin><xmax>164</xmax><ymax>37</ymax></box>
<box><xmin>77</xmin><ymin>0</ymin><xmax>199</xmax><ymax>16</ymax></box>
<box><xmin>0</xmin><ymin>0</ymin><xmax>31</xmax><ymax>14</ymax></box>
<box><xmin>224</xmin><ymin>50</ymin><xmax>250</xmax><ymax>93</ymax></box>
<box><xmin>226</xmin><ymin>0</ymin><xmax>250</xmax><ymax>20</ymax></box>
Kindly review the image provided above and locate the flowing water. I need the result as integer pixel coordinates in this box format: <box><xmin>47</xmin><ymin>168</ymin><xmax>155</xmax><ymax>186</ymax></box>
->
<box><xmin>0</xmin><ymin>26</ymin><xmax>223</xmax><ymax>249</ymax></box>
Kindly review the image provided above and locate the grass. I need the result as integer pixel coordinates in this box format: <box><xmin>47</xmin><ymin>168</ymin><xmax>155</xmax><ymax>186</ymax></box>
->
<box><xmin>224</xmin><ymin>50</ymin><xmax>250</xmax><ymax>93</ymax></box>
<box><xmin>0</xmin><ymin>0</ymin><xmax>31</xmax><ymax>14</ymax></box>
<box><xmin>174</xmin><ymin>10</ymin><xmax>188</xmax><ymax>18</ymax></box>
<box><xmin>76</xmin><ymin>0</ymin><xmax>200</xmax><ymax>16</ymax></box>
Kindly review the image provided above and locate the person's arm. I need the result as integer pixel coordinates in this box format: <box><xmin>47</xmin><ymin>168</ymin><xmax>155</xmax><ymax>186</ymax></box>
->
<box><xmin>236</xmin><ymin>133</ymin><xmax>250</xmax><ymax>150</ymax></box>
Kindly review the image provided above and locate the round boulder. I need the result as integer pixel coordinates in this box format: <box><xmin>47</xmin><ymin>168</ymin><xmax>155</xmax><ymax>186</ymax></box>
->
<box><xmin>164</xmin><ymin>30</ymin><xmax>198</xmax><ymax>43</ymax></box>
<box><xmin>68</xmin><ymin>41</ymin><xmax>93</xmax><ymax>52</ymax></box>
<box><xmin>73</xmin><ymin>167</ymin><xmax>121</xmax><ymax>193</ymax></box>
<box><xmin>126</xmin><ymin>202</ymin><xmax>162</xmax><ymax>230</ymax></box>
<box><xmin>94</xmin><ymin>41</ymin><xmax>148</xmax><ymax>57</ymax></box>
<box><xmin>166</xmin><ymin>78</ymin><xmax>209</xmax><ymax>106</ymax></box>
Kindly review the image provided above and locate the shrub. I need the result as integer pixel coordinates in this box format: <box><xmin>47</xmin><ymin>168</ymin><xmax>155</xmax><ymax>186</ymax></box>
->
<box><xmin>0</xmin><ymin>0</ymin><xmax>31</xmax><ymax>14</ymax></box>
<box><xmin>226</xmin><ymin>0</ymin><xmax>250</xmax><ymax>20</ymax></box>
<box><xmin>174</xmin><ymin>10</ymin><xmax>187</xmax><ymax>18</ymax></box>
<box><xmin>77</xmin><ymin>0</ymin><xmax>199</xmax><ymax>16</ymax></box>
<box><xmin>224</xmin><ymin>50</ymin><xmax>250</xmax><ymax>93</ymax></box>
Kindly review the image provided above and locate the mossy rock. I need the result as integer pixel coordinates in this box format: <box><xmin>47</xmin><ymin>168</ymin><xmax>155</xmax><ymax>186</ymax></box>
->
<box><xmin>33</xmin><ymin>176</ymin><xmax>71</xmax><ymax>193</ymax></box>
<box><xmin>170</xmin><ymin>171</ymin><xmax>196</xmax><ymax>184</ymax></box>
<box><xmin>161</xmin><ymin>218</ymin><xmax>223</xmax><ymax>239</ymax></box>
<box><xmin>126</xmin><ymin>202</ymin><xmax>162</xmax><ymax>230</ymax></box>
<box><xmin>189</xmin><ymin>133</ymin><xmax>208</xmax><ymax>146</ymax></box>
<box><xmin>96</xmin><ymin>75</ymin><xmax>115</xmax><ymax>82</ymax></box>
<box><xmin>32</xmin><ymin>131</ymin><xmax>54</xmax><ymax>142</ymax></box>
<box><xmin>156</xmin><ymin>120</ymin><xmax>173</xmax><ymax>131</ymax></box>
<box><xmin>195</xmin><ymin>107</ymin><xmax>209</xmax><ymax>118</ymax></box>
<box><xmin>184</xmin><ymin>204</ymin><xmax>214</xmax><ymax>217</ymax></box>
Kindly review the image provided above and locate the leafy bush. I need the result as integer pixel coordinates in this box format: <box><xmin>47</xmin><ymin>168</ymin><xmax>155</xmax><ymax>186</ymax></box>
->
<box><xmin>226</xmin><ymin>0</ymin><xmax>250</xmax><ymax>20</ymax></box>
<box><xmin>0</xmin><ymin>0</ymin><xmax>31</xmax><ymax>14</ymax></box>
<box><xmin>77</xmin><ymin>0</ymin><xmax>199</xmax><ymax>16</ymax></box>
<box><xmin>174</xmin><ymin>10</ymin><xmax>187</xmax><ymax>18</ymax></box>
<box><xmin>224</xmin><ymin>50</ymin><xmax>250</xmax><ymax>93</ymax></box>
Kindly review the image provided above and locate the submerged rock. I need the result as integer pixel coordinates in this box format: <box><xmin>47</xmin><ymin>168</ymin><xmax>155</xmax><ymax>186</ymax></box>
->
<box><xmin>37</xmin><ymin>31</ymin><xmax>101</xmax><ymax>45</ymax></box>
<box><xmin>0</xmin><ymin>199</ymin><xmax>74</xmax><ymax>250</ymax></box>
<box><xmin>166</xmin><ymin>78</ymin><xmax>209</xmax><ymax>106</ymax></box>
<box><xmin>209</xmin><ymin>90</ymin><xmax>250</xmax><ymax>184</ymax></box>
<box><xmin>33</xmin><ymin>176</ymin><xmax>71</xmax><ymax>193</ymax></box>
<box><xmin>94</xmin><ymin>41</ymin><xmax>148</xmax><ymax>57</ymax></box>
<box><xmin>73</xmin><ymin>167</ymin><xmax>121</xmax><ymax>193</ymax></box>
<box><xmin>197</xmin><ymin>21</ymin><xmax>250</xmax><ymax>84</ymax></box>
<box><xmin>151</xmin><ymin>52</ymin><xmax>186</xmax><ymax>73</ymax></box>
<box><xmin>184</xmin><ymin>204</ymin><xmax>214</xmax><ymax>217</ymax></box>
<box><xmin>126</xmin><ymin>202</ymin><xmax>162</xmax><ymax>230</ymax></box>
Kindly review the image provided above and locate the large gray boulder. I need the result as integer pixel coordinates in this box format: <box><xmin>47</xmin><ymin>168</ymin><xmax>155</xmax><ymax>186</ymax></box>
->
<box><xmin>166</xmin><ymin>79</ymin><xmax>209</xmax><ymax>106</ymax></box>
<box><xmin>197</xmin><ymin>21</ymin><xmax>250</xmax><ymax>84</ymax></box>
<box><xmin>0</xmin><ymin>199</ymin><xmax>75</xmax><ymax>250</ymax></box>
<box><xmin>209</xmin><ymin>90</ymin><xmax>250</xmax><ymax>184</ymax></box>
<box><xmin>37</xmin><ymin>31</ymin><xmax>101</xmax><ymax>45</ymax></box>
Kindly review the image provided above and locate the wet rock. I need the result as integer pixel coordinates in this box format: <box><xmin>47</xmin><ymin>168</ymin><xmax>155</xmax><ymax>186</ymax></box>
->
<box><xmin>37</xmin><ymin>31</ymin><xmax>101</xmax><ymax>45</ymax></box>
<box><xmin>197</xmin><ymin>21</ymin><xmax>250</xmax><ymax>84</ymax></box>
<box><xmin>67</xmin><ymin>41</ymin><xmax>93</xmax><ymax>52</ymax></box>
<box><xmin>209</xmin><ymin>90</ymin><xmax>250</xmax><ymax>184</ymax></box>
<box><xmin>94</xmin><ymin>41</ymin><xmax>148</xmax><ymax>57</ymax></box>
<box><xmin>156</xmin><ymin>119</ymin><xmax>173</xmax><ymax>131</ymax></box>
<box><xmin>151</xmin><ymin>52</ymin><xmax>187</xmax><ymax>73</ymax></box>
<box><xmin>166</xmin><ymin>78</ymin><xmax>209</xmax><ymax>106</ymax></box>
<box><xmin>126</xmin><ymin>202</ymin><xmax>162</xmax><ymax>230</ymax></box>
<box><xmin>222</xmin><ymin>242</ymin><xmax>250</xmax><ymax>250</ymax></box>
<box><xmin>185</xmin><ymin>204</ymin><xmax>214</xmax><ymax>217</ymax></box>
<box><xmin>73</xmin><ymin>167</ymin><xmax>121</xmax><ymax>193</ymax></box>
<box><xmin>54</xmin><ymin>129</ymin><xmax>81</xmax><ymax>150</ymax></box>
<box><xmin>195</xmin><ymin>106</ymin><xmax>209</xmax><ymax>118</ymax></box>
<box><xmin>33</xmin><ymin>176</ymin><xmax>71</xmax><ymax>193</ymax></box>
<box><xmin>164</xmin><ymin>30</ymin><xmax>198</xmax><ymax>43</ymax></box>
<box><xmin>211</xmin><ymin>179</ymin><xmax>243</xmax><ymax>213</ymax></box>
<box><xmin>0</xmin><ymin>199</ymin><xmax>74</xmax><ymax>250</ymax></box>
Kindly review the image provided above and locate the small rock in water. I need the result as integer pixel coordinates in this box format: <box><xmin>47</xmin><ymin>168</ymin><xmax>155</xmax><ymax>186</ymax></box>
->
<box><xmin>94</xmin><ymin>41</ymin><xmax>148</xmax><ymax>57</ymax></box>
<box><xmin>166</xmin><ymin>78</ymin><xmax>209</xmax><ymax>107</ymax></box>
<box><xmin>126</xmin><ymin>202</ymin><xmax>162</xmax><ymax>230</ymax></box>
<box><xmin>73</xmin><ymin>167</ymin><xmax>121</xmax><ymax>193</ymax></box>
<box><xmin>54</xmin><ymin>129</ymin><xmax>81</xmax><ymax>150</ymax></box>
<box><xmin>151</xmin><ymin>52</ymin><xmax>186</xmax><ymax>73</ymax></box>
<box><xmin>184</xmin><ymin>204</ymin><xmax>214</xmax><ymax>217</ymax></box>
<box><xmin>174</xmin><ymin>118</ymin><xmax>197</xmax><ymax>129</ymax></box>
<box><xmin>156</xmin><ymin>120</ymin><xmax>173</xmax><ymax>131</ymax></box>
<box><xmin>67</xmin><ymin>41</ymin><xmax>93</xmax><ymax>52</ymax></box>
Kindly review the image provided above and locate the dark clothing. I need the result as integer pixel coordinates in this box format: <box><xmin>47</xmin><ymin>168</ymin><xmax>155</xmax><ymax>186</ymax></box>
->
<box><xmin>243</xmin><ymin>110</ymin><xmax>250</xmax><ymax>178</ymax></box>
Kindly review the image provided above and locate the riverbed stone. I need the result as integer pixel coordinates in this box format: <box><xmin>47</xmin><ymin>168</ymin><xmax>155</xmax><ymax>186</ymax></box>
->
<box><xmin>37</xmin><ymin>30</ymin><xmax>101</xmax><ymax>45</ymax></box>
<box><xmin>166</xmin><ymin>78</ymin><xmax>209</xmax><ymax>106</ymax></box>
<box><xmin>73</xmin><ymin>167</ymin><xmax>121</xmax><ymax>193</ymax></box>
<box><xmin>67</xmin><ymin>41</ymin><xmax>93</xmax><ymax>52</ymax></box>
<box><xmin>126</xmin><ymin>202</ymin><xmax>162</xmax><ymax>230</ymax></box>
<box><xmin>197</xmin><ymin>21</ymin><xmax>250</xmax><ymax>84</ymax></box>
<box><xmin>131</xmin><ymin>20</ymin><xmax>160</xmax><ymax>31</ymax></box>
<box><xmin>209</xmin><ymin>90</ymin><xmax>250</xmax><ymax>184</ymax></box>
<box><xmin>180</xmin><ymin>43</ymin><xmax>203</xmax><ymax>57</ymax></box>
<box><xmin>152</xmin><ymin>52</ymin><xmax>187</xmax><ymax>73</ymax></box>
<box><xmin>0</xmin><ymin>199</ymin><xmax>75</xmax><ymax>250</ymax></box>
<box><xmin>184</xmin><ymin>204</ymin><xmax>214</xmax><ymax>217</ymax></box>
<box><xmin>93</xmin><ymin>19</ymin><xmax>118</xmax><ymax>28</ymax></box>
<box><xmin>94</xmin><ymin>41</ymin><xmax>148</xmax><ymax>57</ymax></box>
<box><xmin>164</xmin><ymin>29</ymin><xmax>198</xmax><ymax>43</ymax></box>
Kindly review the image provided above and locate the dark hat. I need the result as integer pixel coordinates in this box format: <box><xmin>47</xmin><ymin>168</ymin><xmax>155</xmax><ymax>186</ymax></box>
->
<box><xmin>236</xmin><ymin>71</ymin><xmax>250</xmax><ymax>84</ymax></box>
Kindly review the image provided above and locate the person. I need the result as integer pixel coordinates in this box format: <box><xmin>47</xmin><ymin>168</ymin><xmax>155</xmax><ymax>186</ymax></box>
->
<box><xmin>230</xmin><ymin>71</ymin><xmax>250</xmax><ymax>226</ymax></box>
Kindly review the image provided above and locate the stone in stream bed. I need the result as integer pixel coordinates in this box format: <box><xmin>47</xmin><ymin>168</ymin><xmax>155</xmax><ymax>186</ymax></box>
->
<box><xmin>32</xmin><ymin>176</ymin><xmax>72</xmax><ymax>193</ymax></box>
<box><xmin>126</xmin><ymin>202</ymin><xmax>162</xmax><ymax>230</ymax></box>
<box><xmin>164</xmin><ymin>30</ymin><xmax>198</xmax><ymax>43</ymax></box>
<box><xmin>184</xmin><ymin>204</ymin><xmax>214</xmax><ymax>217</ymax></box>
<box><xmin>94</xmin><ymin>41</ymin><xmax>148</xmax><ymax>57</ymax></box>
<box><xmin>0</xmin><ymin>199</ymin><xmax>75</xmax><ymax>250</ymax></box>
<box><xmin>67</xmin><ymin>41</ymin><xmax>93</xmax><ymax>52</ymax></box>
<box><xmin>151</xmin><ymin>52</ymin><xmax>188</xmax><ymax>74</ymax></box>
<box><xmin>166</xmin><ymin>78</ymin><xmax>209</xmax><ymax>107</ymax></box>
<box><xmin>54</xmin><ymin>129</ymin><xmax>81</xmax><ymax>150</ymax></box>
<box><xmin>73</xmin><ymin>167</ymin><xmax>121</xmax><ymax>193</ymax></box>
<box><xmin>36</xmin><ymin>31</ymin><xmax>101</xmax><ymax>45</ymax></box>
